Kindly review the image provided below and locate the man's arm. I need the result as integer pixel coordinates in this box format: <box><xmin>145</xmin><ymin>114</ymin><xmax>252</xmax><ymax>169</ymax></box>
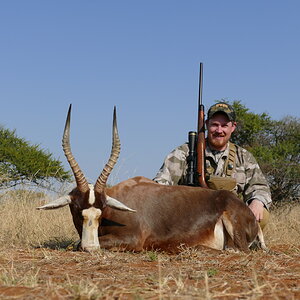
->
<box><xmin>153</xmin><ymin>144</ymin><xmax>189</xmax><ymax>185</ymax></box>
<box><xmin>242</xmin><ymin>149</ymin><xmax>272</xmax><ymax>219</ymax></box>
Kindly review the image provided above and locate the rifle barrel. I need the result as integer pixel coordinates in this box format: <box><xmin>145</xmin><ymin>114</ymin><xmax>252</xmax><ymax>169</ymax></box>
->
<box><xmin>197</xmin><ymin>62</ymin><xmax>208</xmax><ymax>188</ymax></box>
<box><xmin>198</xmin><ymin>62</ymin><xmax>203</xmax><ymax>107</ymax></box>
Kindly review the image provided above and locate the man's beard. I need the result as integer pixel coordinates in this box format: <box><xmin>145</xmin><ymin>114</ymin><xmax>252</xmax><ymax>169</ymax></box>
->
<box><xmin>209</xmin><ymin>134</ymin><xmax>229</xmax><ymax>149</ymax></box>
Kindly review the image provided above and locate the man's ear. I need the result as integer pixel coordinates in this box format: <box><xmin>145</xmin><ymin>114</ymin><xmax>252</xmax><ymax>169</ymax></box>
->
<box><xmin>231</xmin><ymin>121</ymin><xmax>237</xmax><ymax>133</ymax></box>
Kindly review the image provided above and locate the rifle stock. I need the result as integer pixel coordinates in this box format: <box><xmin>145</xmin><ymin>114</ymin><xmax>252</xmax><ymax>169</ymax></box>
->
<box><xmin>197</xmin><ymin>103</ymin><xmax>208</xmax><ymax>187</ymax></box>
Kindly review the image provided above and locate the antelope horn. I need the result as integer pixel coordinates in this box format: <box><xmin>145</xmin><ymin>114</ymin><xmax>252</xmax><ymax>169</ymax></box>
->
<box><xmin>95</xmin><ymin>106</ymin><xmax>120</xmax><ymax>192</ymax></box>
<box><xmin>106</xmin><ymin>195</ymin><xmax>136</xmax><ymax>212</ymax></box>
<box><xmin>62</xmin><ymin>104</ymin><xmax>89</xmax><ymax>193</ymax></box>
<box><xmin>36</xmin><ymin>195</ymin><xmax>71</xmax><ymax>210</ymax></box>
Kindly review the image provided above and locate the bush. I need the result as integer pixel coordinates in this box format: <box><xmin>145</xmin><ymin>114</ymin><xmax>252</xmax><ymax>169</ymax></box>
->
<box><xmin>0</xmin><ymin>126</ymin><xmax>71</xmax><ymax>189</ymax></box>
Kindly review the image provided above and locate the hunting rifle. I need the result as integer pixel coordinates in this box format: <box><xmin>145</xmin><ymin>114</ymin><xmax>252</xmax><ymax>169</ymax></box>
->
<box><xmin>186</xmin><ymin>63</ymin><xmax>208</xmax><ymax>188</ymax></box>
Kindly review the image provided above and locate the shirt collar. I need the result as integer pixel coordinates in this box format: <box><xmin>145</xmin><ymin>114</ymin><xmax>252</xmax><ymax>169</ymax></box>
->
<box><xmin>206</xmin><ymin>142</ymin><xmax>230</xmax><ymax>159</ymax></box>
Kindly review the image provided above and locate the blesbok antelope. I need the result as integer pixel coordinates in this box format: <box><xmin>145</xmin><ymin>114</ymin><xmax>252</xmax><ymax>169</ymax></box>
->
<box><xmin>37</xmin><ymin>105</ymin><xmax>267</xmax><ymax>253</ymax></box>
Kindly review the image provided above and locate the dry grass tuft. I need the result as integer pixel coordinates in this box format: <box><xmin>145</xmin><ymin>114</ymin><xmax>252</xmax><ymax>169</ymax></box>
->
<box><xmin>265</xmin><ymin>201</ymin><xmax>300</xmax><ymax>247</ymax></box>
<box><xmin>0</xmin><ymin>190</ymin><xmax>77</xmax><ymax>250</ymax></box>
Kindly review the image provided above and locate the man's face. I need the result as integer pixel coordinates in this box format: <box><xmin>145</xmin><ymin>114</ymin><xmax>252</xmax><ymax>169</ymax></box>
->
<box><xmin>206</xmin><ymin>113</ymin><xmax>236</xmax><ymax>151</ymax></box>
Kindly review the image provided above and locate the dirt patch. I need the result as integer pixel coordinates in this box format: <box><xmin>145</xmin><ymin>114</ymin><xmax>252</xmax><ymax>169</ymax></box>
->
<box><xmin>0</xmin><ymin>244</ymin><xmax>299</xmax><ymax>299</ymax></box>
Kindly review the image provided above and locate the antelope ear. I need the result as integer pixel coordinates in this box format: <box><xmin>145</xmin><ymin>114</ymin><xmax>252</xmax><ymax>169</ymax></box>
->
<box><xmin>36</xmin><ymin>195</ymin><xmax>72</xmax><ymax>210</ymax></box>
<box><xmin>105</xmin><ymin>195</ymin><xmax>136</xmax><ymax>212</ymax></box>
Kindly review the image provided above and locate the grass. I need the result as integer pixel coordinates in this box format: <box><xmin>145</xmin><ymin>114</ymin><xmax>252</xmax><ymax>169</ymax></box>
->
<box><xmin>0</xmin><ymin>190</ymin><xmax>299</xmax><ymax>299</ymax></box>
<box><xmin>0</xmin><ymin>190</ymin><xmax>77</xmax><ymax>250</ymax></box>
<box><xmin>264</xmin><ymin>201</ymin><xmax>300</xmax><ymax>247</ymax></box>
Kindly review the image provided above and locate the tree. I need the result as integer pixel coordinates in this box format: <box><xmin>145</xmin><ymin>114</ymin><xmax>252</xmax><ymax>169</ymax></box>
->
<box><xmin>230</xmin><ymin>100</ymin><xmax>272</xmax><ymax>147</ymax></box>
<box><xmin>0</xmin><ymin>126</ymin><xmax>71</xmax><ymax>189</ymax></box>
<box><xmin>250</xmin><ymin>116</ymin><xmax>300</xmax><ymax>202</ymax></box>
<box><xmin>225</xmin><ymin>100</ymin><xmax>299</xmax><ymax>202</ymax></box>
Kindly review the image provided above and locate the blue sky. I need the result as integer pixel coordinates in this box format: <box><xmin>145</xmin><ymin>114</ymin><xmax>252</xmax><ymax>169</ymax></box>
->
<box><xmin>0</xmin><ymin>1</ymin><xmax>299</xmax><ymax>185</ymax></box>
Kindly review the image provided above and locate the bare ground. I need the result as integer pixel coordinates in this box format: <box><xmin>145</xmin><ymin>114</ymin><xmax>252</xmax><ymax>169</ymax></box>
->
<box><xmin>0</xmin><ymin>243</ymin><xmax>298</xmax><ymax>299</ymax></box>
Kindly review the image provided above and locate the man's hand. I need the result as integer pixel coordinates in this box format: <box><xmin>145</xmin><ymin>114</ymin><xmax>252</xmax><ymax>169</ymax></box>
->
<box><xmin>249</xmin><ymin>199</ymin><xmax>264</xmax><ymax>221</ymax></box>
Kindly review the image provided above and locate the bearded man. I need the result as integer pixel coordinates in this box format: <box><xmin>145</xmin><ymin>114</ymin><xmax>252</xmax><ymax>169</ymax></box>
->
<box><xmin>153</xmin><ymin>102</ymin><xmax>272</xmax><ymax>229</ymax></box>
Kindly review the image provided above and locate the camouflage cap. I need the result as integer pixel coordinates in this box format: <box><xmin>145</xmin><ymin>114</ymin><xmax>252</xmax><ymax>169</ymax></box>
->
<box><xmin>207</xmin><ymin>102</ymin><xmax>236</xmax><ymax>121</ymax></box>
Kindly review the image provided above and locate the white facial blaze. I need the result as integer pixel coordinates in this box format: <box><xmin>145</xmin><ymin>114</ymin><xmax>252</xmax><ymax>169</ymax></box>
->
<box><xmin>88</xmin><ymin>184</ymin><xmax>96</xmax><ymax>205</ymax></box>
<box><xmin>81</xmin><ymin>207</ymin><xmax>102</xmax><ymax>251</ymax></box>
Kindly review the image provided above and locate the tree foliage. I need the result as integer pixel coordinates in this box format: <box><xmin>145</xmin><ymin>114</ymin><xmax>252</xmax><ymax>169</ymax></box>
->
<box><xmin>230</xmin><ymin>101</ymin><xmax>272</xmax><ymax>147</ymax></box>
<box><xmin>228</xmin><ymin>101</ymin><xmax>299</xmax><ymax>202</ymax></box>
<box><xmin>0</xmin><ymin>126</ymin><xmax>71</xmax><ymax>189</ymax></box>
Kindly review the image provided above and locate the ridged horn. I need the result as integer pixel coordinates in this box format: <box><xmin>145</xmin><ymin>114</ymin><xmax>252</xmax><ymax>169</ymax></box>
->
<box><xmin>62</xmin><ymin>104</ymin><xmax>89</xmax><ymax>193</ymax></box>
<box><xmin>95</xmin><ymin>106</ymin><xmax>120</xmax><ymax>192</ymax></box>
